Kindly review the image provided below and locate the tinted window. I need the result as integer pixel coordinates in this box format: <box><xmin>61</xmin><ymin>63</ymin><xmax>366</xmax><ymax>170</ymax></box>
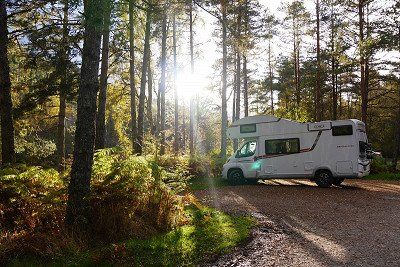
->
<box><xmin>236</xmin><ymin>141</ymin><xmax>257</xmax><ymax>158</ymax></box>
<box><xmin>332</xmin><ymin>125</ymin><xmax>353</xmax><ymax>136</ymax></box>
<box><xmin>240</xmin><ymin>124</ymin><xmax>256</xmax><ymax>133</ymax></box>
<box><xmin>265</xmin><ymin>138</ymin><xmax>300</xmax><ymax>155</ymax></box>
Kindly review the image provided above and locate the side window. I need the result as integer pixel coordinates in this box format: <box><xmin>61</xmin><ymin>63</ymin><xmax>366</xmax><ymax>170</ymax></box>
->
<box><xmin>236</xmin><ymin>141</ymin><xmax>257</xmax><ymax>158</ymax></box>
<box><xmin>332</xmin><ymin>125</ymin><xmax>353</xmax><ymax>136</ymax></box>
<box><xmin>265</xmin><ymin>138</ymin><xmax>300</xmax><ymax>155</ymax></box>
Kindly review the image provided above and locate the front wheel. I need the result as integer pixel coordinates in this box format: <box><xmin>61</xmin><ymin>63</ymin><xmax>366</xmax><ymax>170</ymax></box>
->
<box><xmin>314</xmin><ymin>170</ymin><xmax>333</xmax><ymax>188</ymax></box>
<box><xmin>228</xmin><ymin>169</ymin><xmax>244</xmax><ymax>185</ymax></box>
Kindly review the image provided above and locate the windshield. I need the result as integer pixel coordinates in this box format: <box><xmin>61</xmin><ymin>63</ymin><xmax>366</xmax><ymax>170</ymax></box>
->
<box><xmin>236</xmin><ymin>141</ymin><xmax>257</xmax><ymax>158</ymax></box>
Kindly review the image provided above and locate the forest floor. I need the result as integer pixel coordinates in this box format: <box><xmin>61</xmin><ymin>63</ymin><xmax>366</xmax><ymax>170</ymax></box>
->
<box><xmin>195</xmin><ymin>179</ymin><xmax>400</xmax><ymax>266</ymax></box>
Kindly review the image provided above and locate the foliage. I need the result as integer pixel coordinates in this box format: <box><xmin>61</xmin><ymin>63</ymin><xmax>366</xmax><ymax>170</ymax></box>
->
<box><xmin>370</xmin><ymin>157</ymin><xmax>395</xmax><ymax>174</ymax></box>
<box><xmin>0</xmin><ymin>158</ymin><xmax>253</xmax><ymax>266</ymax></box>
<box><xmin>14</xmin><ymin>135</ymin><xmax>57</xmax><ymax>165</ymax></box>
<box><xmin>366</xmin><ymin>173</ymin><xmax>400</xmax><ymax>181</ymax></box>
<box><xmin>0</xmin><ymin>150</ymin><xmax>193</xmax><ymax>264</ymax></box>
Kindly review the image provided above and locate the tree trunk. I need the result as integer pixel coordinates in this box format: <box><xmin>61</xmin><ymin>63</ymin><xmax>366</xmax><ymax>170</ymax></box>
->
<box><xmin>182</xmin><ymin>108</ymin><xmax>186</xmax><ymax>150</ymax></box>
<box><xmin>358</xmin><ymin>0</ymin><xmax>367</xmax><ymax>124</ymax></box>
<box><xmin>393</xmin><ymin>78</ymin><xmax>400</xmax><ymax>172</ymax></box>
<box><xmin>189</xmin><ymin>0</ymin><xmax>195</xmax><ymax>157</ymax></box>
<box><xmin>243</xmin><ymin>55</ymin><xmax>248</xmax><ymax>117</ymax></box>
<box><xmin>235</xmin><ymin>52</ymin><xmax>241</xmax><ymax>121</ymax></box>
<box><xmin>296</xmin><ymin>46</ymin><xmax>300</xmax><ymax>114</ymax></box>
<box><xmin>129</xmin><ymin>0</ymin><xmax>137</xmax><ymax>152</ymax></box>
<box><xmin>330</xmin><ymin>1</ymin><xmax>337</xmax><ymax>120</ymax></box>
<box><xmin>268</xmin><ymin>39</ymin><xmax>274</xmax><ymax>115</ymax></box>
<box><xmin>65</xmin><ymin>0</ymin><xmax>103</xmax><ymax>227</ymax></box>
<box><xmin>292</xmin><ymin>17</ymin><xmax>300</xmax><ymax>117</ymax></box>
<box><xmin>156</xmin><ymin>83</ymin><xmax>160</xmax><ymax>134</ymax></box>
<box><xmin>57</xmin><ymin>0</ymin><xmax>69</xmax><ymax>171</ymax></box>
<box><xmin>160</xmin><ymin>11</ymin><xmax>167</xmax><ymax>155</ymax></box>
<box><xmin>233</xmin><ymin>56</ymin><xmax>237</xmax><ymax>151</ymax></box>
<box><xmin>95</xmin><ymin>0</ymin><xmax>112</xmax><ymax>150</ymax></box>
<box><xmin>136</xmin><ymin>6</ymin><xmax>151</xmax><ymax>155</ymax></box>
<box><xmin>147</xmin><ymin>57</ymin><xmax>153</xmax><ymax>133</ymax></box>
<box><xmin>173</xmin><ymin>13</ymin><xmax>179</xmax><ymax>154</ymax></box>
<box><xmin>315</xmin><ymin>0</ymin><xmax>322</xmax><ymax>121</ymax></box>
<box><xmin>392</xmin><ymin>26</ymin><xmax>400</xmax><ymax>171</ymax></box>
<box><xmin>0</xmin><ymin>0</ymin><xmax>15</xmax><ymax>165</ymax></box>
<box><xmin>220</xmin><ymin>0</ymin><xmax>228</xmax><ymax>158</ymax></box>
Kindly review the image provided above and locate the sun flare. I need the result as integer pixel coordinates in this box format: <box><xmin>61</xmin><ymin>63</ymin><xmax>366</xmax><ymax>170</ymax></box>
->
<box><xmin>175</xmin><ymin>71</ymin><xmax>206</xmax><ymax>103</ymax></box>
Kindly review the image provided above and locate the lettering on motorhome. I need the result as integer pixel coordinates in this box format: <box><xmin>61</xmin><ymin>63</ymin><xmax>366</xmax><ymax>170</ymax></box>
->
<box><xmin>337</xmin><ymin>145</ymin><xmax>354</xmax><ymax>148</ymax></box>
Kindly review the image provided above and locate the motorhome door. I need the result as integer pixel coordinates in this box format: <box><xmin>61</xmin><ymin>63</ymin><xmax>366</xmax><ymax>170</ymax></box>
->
<box><xmin>236</xmin><ymin>140</ymin><xmax>258</xmax><ymax>178</ymax></box>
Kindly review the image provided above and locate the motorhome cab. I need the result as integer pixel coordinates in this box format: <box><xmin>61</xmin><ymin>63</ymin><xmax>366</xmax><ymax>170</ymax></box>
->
<box><xmin>222</xmin><ymin>115</ymin><xmax>371</xmax><ymax>187</ymax></box>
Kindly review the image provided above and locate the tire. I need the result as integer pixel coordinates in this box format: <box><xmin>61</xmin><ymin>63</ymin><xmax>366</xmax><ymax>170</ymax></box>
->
<box><xmin>333</xmin><ymin>177</ymin><xmax>345</xmax><ymax>186</ymax></box>
<box><xmin>314</xmin><ymin>170</ymin><xmax>333</xmax><ymax>188</ymax></box>
<box><xmin>228</xmin><ymin>169</ymin><xmax>244</xmax><ymax>185</ymax></box>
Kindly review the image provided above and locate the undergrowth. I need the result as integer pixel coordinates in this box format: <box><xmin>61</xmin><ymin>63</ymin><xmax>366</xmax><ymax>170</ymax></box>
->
<box><xmin>0</xmin><ymin>148</ymin><xmax>251</xmax><ymax>266</ymax></box>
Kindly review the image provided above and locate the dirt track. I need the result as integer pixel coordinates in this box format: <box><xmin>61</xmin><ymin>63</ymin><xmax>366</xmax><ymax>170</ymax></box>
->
<box><xmin>195</xmin><ymin>179</ymin><xmax>400</xmax><ymax>267</ymax></box>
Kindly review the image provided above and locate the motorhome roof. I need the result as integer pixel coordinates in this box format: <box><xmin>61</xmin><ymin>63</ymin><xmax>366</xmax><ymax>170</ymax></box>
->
<box><xmin>231</xmin><ymin>115</ymin><xmax>284</xmax><ymax>126</ymax></box>
<box><xmin>231</xmin><ymin>115</ymin><xmax>363</xmax><ymax>127</ymax></box>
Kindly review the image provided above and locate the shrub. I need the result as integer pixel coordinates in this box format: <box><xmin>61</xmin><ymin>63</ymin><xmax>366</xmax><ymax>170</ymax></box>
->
<box><xmin>0</xmin><ymin>166</ymin><xmax>69</xmax><ymax>264</ymax></box>
<box><xmin>370</xmin><ymin>157</ymin><xmax>394</xmax><ymax>174</ymax></box>
<box><xmin>209</xmin><ymin>152</ymin><xmax>227</xmax><ymax>178</ymax></box>
<box><xmin>188</xmin><ymin>156</ymin><xmax>211</xmax><ymax>178</ymax></box>
<box><xmin>1</xmin><ymin>150</ymin><xmax>187</xmax><ymax>264</ymax></box>
<box><xmin>147</xmin><ymin>154</ymin><xmax>191</xmax><ymax>191</ymax></box>
<box><xmin>89</xmin><ymin>155</ymin><xmax>185</xmax><ymax>243</ymax></box>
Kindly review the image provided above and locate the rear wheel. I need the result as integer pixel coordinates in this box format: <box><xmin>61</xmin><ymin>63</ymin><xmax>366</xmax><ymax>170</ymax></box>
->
<box><xmin>314</xmin><ymin>170</ymin><xmax>333</xmax><ymax>188</ymax></box>
<box><xmin>333</xmin><ymin>177</ymin><xmax>345</xmax><ymax>186</ymax></box>
<box><xmin>228</xmin><ymin>169</ymin><xmax>244</xmax><ymax>185</ymax></box>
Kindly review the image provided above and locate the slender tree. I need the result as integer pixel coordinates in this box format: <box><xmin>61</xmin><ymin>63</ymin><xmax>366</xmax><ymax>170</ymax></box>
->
<box><xmin>189</xmin><ymin>0</ymin><xmax>195</xmax><ymax>156</ymax></box>
<box><xmin>315</xmin><ymin>0</ymin><xmax>322</xmax><ymax>121</ymax></box>
<box><xmin>0</xmin><ymin>0</ymin><xmax>15</xmax><ymax>165</ymax></box>
<box><xmin>129</xmin><ymin>0</ymin><xmax>137</xmax><ymax>152</ymax></box>
<box><xmin>358</xmin><ymin>0</ymin><xmax>367</xmax><ymax>124</ymax></box>
<box><xmin>160</xmin><ymin>10</ymin><xmax>167</xmax><ymax>155</ymax></box>
<box><xmin>220</xmin><ymin>0</ymin><xmax>228</xmax><ymax>158</ymax></box>
<box><xmin>262</xmin><ymin>11</ymin><xmax>278</xmax><ymax>115</ymax></box>
<box><xmin>65</xmin><ymin>0</ymin><xmax>103</xmax><ymax>227</ymax></box>
<box><xmin>95</xmin><ymin>0</ymin><xmax>112</xmax><ymax>149</ymax></box>
<box><xmin>243</xmin><ymin>55</ymin><xmax>248</xmax><ymax>117</ymax></box>
<box><xmin>173</xmin><ymin>12</ymin><xmax>179</xmax><ymax>154</ymax></box>
<box><xmin>136</xmin><ymin>5</ymin><xmax>152</xmax><ymax>154</ymax></box>
<box><xmin>56</xmin><ymin>0</ymin><xmax>70</xmax><ymax>171</ymax></box>
<box><xmin>146</xmin><ymin>56</ymin><xmax>153</xmax><ymax>133</ymax></box>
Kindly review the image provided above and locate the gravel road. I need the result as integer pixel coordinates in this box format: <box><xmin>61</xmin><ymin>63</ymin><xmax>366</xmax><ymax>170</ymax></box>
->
<box><xmin>195</xmin><ymin>179</ymin><xmax>400</xmax><ymax>267</ymax></box>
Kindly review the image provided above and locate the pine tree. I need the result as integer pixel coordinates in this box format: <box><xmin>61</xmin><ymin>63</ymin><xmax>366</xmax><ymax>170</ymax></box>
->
<box><xmin>0</xmin><ymin>0</ymin><xmax>15</xmax><ymax>165</ymax></box>
<box><xmin>65</xmin><ymin>0</ymin><xmax>103</xmax><ymax>227</ymax></box>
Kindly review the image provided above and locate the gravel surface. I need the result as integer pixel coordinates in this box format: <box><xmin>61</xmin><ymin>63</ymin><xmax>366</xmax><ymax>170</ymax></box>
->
<box><xmin>195</xmin><ymin>179</ymin><xmax>400</xmax><ymax>267</ymax></box>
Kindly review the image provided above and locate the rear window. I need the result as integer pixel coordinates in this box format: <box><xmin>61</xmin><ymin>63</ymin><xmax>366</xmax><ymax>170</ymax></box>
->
<box><xmin>332</xmin><ymin>125</ymin><xmax>353</xmax><ymax>136</ymax></box>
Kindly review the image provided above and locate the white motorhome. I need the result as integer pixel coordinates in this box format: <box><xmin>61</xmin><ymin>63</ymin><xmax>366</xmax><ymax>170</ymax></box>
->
<box><xmin>222</xmin><ymin>115</ymin><xmax>372</xmax><ymax>187</ymax></box>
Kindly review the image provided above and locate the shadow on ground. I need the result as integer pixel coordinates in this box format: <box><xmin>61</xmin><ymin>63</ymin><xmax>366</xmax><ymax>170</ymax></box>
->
<box><xmin>196</xmin><ymin>179</ymin><xmax>400</xmax><ymax>266</ymax></box>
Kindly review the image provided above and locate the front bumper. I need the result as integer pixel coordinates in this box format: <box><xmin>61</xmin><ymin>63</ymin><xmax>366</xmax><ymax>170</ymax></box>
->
<box><xmin>222</xmin><ymin>164</ymin><xmax>229</xmax><ymax>179</ymax></box>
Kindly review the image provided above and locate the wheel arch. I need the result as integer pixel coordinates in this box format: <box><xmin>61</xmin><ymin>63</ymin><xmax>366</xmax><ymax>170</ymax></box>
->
<box><xmin>227</xmin><ymin>167</ymin><xmax>244</xmax><ymax>177</ymax></box>
<box><xmin>313</xmin><ymin>167</ymin><xmax>333</xmax><ymax>177</ymax></box>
